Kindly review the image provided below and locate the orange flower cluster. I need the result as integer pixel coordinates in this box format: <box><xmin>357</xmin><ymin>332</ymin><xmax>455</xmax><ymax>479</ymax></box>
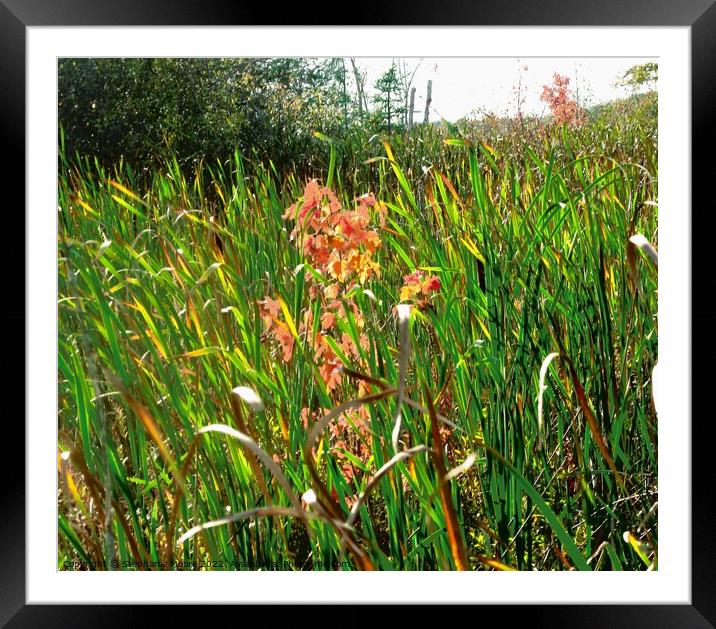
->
<box><xmin>400</xmin><ymin>270</ymin><xmax>441</xmax><ymax>308</ymax></box>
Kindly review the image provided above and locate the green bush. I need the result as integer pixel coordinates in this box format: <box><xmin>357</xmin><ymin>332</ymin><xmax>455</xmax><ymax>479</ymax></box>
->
<box><xmin>59</xmin><ymin>58</ymin><xmax>349</xmax><ymax>173</ymax></box>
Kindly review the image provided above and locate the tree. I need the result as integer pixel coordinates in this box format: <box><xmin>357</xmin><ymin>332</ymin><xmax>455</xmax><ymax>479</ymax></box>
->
<box><xmin>616</xmin><ymin>62</ymin><xmax>658</xmax><ymax>93</ymax></box>
<box><xmin>372</xmin><ymin>62</ymin><xmax>406</xmax><ymax>135</ymax></box>
<box><xmin>349</xmin><ymin>58</ymin><xmax>369</xmax><ymax>123</ymax></box>
<box><xmin>540</xmin><ymin>73</ymin><xmax>584</xmax><ymax>128</ymax></box>
<box><xmin>396</xmin><ymin>59</ymin><xmax>422</xmax><ymax>127</ymax></box>
<box><xmin>58</xmin><ymin>57</ymin><xmax>349</xmax><ymax>173</ymax></box>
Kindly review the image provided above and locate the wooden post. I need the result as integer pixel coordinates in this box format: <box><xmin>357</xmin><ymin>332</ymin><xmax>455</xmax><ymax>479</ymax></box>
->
<box><xmin>423</xmin><ymin>80</ymin><xmax>432</xmax><ymax>124</ymax></box>
<box><xmin>408</xmin><ymin>87</ymin><xmax>416</xmax><ymax>128</ymax></box>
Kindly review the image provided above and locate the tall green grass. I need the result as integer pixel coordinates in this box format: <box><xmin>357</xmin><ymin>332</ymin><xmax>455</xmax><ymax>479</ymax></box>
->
<box><xmin>58</xmin><ymin>116</ymin><xmax>658</xmax><ymax>571</ymax></box>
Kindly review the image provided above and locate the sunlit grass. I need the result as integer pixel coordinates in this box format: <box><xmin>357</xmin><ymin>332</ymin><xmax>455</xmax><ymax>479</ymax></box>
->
<box><xmin>58</xmin><ymin>115</ymin><xmax>658</xmax><ymax>571</ymax></box>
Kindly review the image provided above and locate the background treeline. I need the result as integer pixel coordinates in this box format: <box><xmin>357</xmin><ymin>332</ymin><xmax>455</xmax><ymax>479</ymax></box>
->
<box><xmin>58</xmin><ymin>57</ymin><xmax>656</xmax><ymax>184</ymax></box>
<box><xmin>59</xmin><ymin>58</ymin><xmax>349</xmax><ymax>174</ymax></box>
<box><xmin>59</xmin><ymin>57</ymin><xmax>418</xmax><ymax>176</ymax></box>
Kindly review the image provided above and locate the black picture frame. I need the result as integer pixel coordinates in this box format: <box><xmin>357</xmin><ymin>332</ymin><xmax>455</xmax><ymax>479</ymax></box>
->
<box><xmin>4</xmin><ymin>0</ymin><xmax>713</xmax><ymax>625</ymax></box>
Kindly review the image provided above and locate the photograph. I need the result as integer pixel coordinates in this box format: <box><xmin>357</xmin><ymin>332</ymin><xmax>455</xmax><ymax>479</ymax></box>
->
<box><xmin>56</xmin><ymin>55</ymin><xmax>660</xmax><ymax>572</ymax></box>
<box><xmin>0</xmin><ymin>0</ymin><xmax>707</xmax><ymax>616</ymax></box>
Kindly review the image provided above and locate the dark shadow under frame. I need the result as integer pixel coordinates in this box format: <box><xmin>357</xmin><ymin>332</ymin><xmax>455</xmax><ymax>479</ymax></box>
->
<box><xmin>3</xmin><ymin>0</ymin><xmax>714</xmax><ymax>625</ymax></box>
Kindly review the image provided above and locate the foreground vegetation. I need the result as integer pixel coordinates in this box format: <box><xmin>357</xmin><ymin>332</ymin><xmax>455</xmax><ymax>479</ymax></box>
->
<box><xmin>58</xmin><ymin>93</ymin><xmax>658</xmax><ymax>571</ymax></box>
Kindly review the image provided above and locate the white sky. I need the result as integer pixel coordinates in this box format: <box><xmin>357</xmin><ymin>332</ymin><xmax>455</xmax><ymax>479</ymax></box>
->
<box><xmin>349</xmin><ymin>57</ymin><xmax>657</xmax><ymax>122</ymax></box>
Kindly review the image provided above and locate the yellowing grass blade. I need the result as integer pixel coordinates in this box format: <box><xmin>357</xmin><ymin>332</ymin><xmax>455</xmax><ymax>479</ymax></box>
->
<box><xmin>107</xmin><ymin>179</ymin><xmax>146</xmax><ymax>205</ymax></box>
<box><xmin>566</xmin><ymin>357</ymin><xmax>626</xmax><ymax>492</ymax></box>
<box><xmin>117</xmin><ymin>383</ymin><xmax>186</xmax><ymax>495</ymax></box>
<box><xmin>58</xmin><ymin>450</ymin><xmax>89</xmax><ymax>520</ymax></box>
<box><xmin>439</xmin><ymin>172</ymin><xmax>465</xmax><ymax>211</ymax></box>
<box><xmin>179</xmin><ymin>346</ymin><xmax>223</xmax><ymax>359</ymax></box>
<box><xmin>277</xmin><ymin>295</ymin><xmax>300</xmax><ymax>341</ymax></box>
<box><xmin>475</xmin><ymin>555</ymin><xmax>517</xmax><ymax>571</ymax></box>
<box><xmin>69</xmin><ymin>195</ymin><xmax>99</xmax><ymax>217</ymax></box>
<box><xmin>623</xmin><ymin>531</ymin><xmax>652</xmax><ymax>568</ymax></box>
<box><xmin>425</xmin><ymin>383</ymin><xmax>470</xmax><ymax>571</ymax></box>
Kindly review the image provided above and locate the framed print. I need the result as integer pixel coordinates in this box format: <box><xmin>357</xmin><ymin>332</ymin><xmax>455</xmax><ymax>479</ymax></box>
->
<box><xmin>5</xmin><ymin>0</ymin><xmax>715</xmax><ymax>624</ymax></box>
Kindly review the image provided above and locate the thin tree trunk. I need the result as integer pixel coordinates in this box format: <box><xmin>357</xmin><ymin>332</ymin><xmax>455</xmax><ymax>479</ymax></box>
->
<box><xmin>350</xmin><ymin>58</ymin><xmax>368</xmax><ymax>119</ymax></box>
<box><xmin>423</xmin><ymin>80</ymin><xmax>432</xmax><ymax>124</ymax></box>
<box><xmin>408</xmin><ymin>87</ymin><xmax>416</xmax><ymax>128</ymax></box>
<box><xmin>340</xmin><ymin>59</ymin><xmax>349</xmax><ymax>132</ymax></box>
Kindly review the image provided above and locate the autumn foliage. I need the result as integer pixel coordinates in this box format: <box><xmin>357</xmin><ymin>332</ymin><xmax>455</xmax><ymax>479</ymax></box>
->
<box><xmin>260</xmin><ymin>182</ymin><xmax>386</xmax><ymax>387</ymax></box>
<box><xmin>540</xmin><ymin>73</ymin><xmax>585</xmax><ymax>128</ymax></box>
<box><xmin>400</xmin><ymin>270</ymin><xmax>441</xmax><ymax>307</ymax></box>
<box><xmin>258</xmin><ymin>182</ymin><xmax>396</xmax><ymax>491</ymax></box>
<box><xmin>258</xmin><ymin>181</ymin><xmax>443</xmax><ymax>492</ymax></box>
